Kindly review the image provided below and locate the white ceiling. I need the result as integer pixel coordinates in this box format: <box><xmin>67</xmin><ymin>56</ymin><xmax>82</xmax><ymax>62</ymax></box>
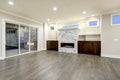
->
<box><xmin>0</xmin><ymin>0</ymin><xmax>120</xmax><ymax>23</ymax></box>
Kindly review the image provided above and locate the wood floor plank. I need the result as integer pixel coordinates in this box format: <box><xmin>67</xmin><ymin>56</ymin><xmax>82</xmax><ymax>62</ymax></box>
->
<box><xmin>0</xmin><ymin>50</ymin><xmax>119</xmax><ymax>80</ymax></box>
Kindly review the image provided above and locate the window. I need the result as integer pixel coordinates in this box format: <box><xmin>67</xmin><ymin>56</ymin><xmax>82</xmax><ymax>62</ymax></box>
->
<box><xmin>111</xmin><ymin>15</ymin><xmax>120</xmax><ymax>25</ymax></box>
<box><xmin>88</xmin><ymin>20</ymin><xmax>98</xmax><ymax>27</ymax></box>
<box><xmin>63</xmin><ymin>24</ymin><xmax>79</xmax><ymax>29</ymax></box>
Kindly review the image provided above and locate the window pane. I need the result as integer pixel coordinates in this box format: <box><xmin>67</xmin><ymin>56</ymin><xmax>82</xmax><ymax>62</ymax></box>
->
<box><xmin>63</xmin><ymin>24</ymin><xmax>79</xmax><ymax>28</ymax></box>
<box><xmin>89</xmin><ymin>21</ymin><xmax>97</xmax><ymax>26</ymax></box>
<box><xmin>112</xmin><ymin>15</ymin><xmax>120</xmax><ymax>25</ymax></box>
<box><xmin>30</xmin><ymin>27</ymin><xmax>37</xmax><ymax>51</ymax></box>
<box><xmin>20</xmin><ymin>25</ymin><xmax>29</xmax><ymax>53</ymax></box>
<box><xmin>6</xmin><ymin>23</ymin><xmax>19</xmax><ymax>57</ymax></box>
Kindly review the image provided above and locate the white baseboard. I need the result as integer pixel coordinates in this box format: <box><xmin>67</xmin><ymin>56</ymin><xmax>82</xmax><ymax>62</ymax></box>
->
<box><xmin>101</xmin><ymin>54</ymin><xmax>120</xmax><ymax>59</ymax></box>
<box><xmin>0</xmin><ymin>49</ymin><xmax>47</xmax><ymax>61</ymax></box>
<box><xmin>0</xmin><ymin>57</ymin><xmax>5</xmax><ymax>60</ymax></box>
<box><xmin>38</xmin><ymin>48</ymin><xmax>46</xmax><ymax>51</ymax></box>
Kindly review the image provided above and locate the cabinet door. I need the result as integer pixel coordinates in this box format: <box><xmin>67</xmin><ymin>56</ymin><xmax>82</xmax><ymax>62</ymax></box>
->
<box><xmin>47</xmin><ymin>41</ymin><xmax>58</xmax><ymax>51</ymax></box>
<box><xmin>87</xmin><ymin>42</ymin><xmax>93</xmax><ymax>54</ymax></box>
<box><xmin>92</xmin><ymin>41</ymin><xmax>101</xmax><ymax>55</ymax></box>
<box><xmin>78</xmin><ymin>41</ymin><xmax>87</xmax><ymax>53</ymax></box>
<box><xmin>78</xmin><ymin>41</ymin><xmax>101</xmax><ymax>56</ymax></box>
<box><xmin>87</xmin><ymin>41</ymin><xmax>101</xmax><ymax>55</ymax></box>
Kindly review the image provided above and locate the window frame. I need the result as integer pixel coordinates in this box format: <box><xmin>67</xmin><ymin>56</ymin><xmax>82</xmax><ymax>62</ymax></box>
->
<box><xmin>87</xmin><ymin>19</ymin><xmax>99</xmax><ymax>27</ymax></box>
<box><xmin>111</xmin><ymin>13</ymin><xmax>120</xmax><ymax>26</ymax></box>
<box><xmin>63</xmin><ymin>24</ymin><xmax>80</xmax><ymax>29</ymax></box>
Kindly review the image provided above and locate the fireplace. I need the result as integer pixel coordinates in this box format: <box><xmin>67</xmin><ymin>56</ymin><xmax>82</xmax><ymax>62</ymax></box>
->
<box><xmin>58</xmin><ymin>28</ymin><xmax>79</xmax><ymax>53</ymax></box>
<box><xmin>61</xmin><ymin>43</ymin><xmax>74</xmax><ymax>48</ymax></box>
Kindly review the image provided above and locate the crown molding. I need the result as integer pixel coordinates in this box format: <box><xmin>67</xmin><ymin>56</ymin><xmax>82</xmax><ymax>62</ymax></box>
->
<box><xmin>0</xmin><ymin>9</ymin><xmax>42</xmax><ymax>24</ymax></box>
<box><xmin>102</xmin><ymin>9</ymin><xmax>120</xmax><ymax>15</ymax></box>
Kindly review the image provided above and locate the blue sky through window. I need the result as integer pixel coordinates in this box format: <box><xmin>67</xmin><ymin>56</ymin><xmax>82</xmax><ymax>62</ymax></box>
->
<box><xmin>89</xmin><ymin>21</ymin><xmax>97</xmax><ymax>26</ymax></box>
<box><xmin>112</xmin><ymin>15</ymin><xmax>120</xmax><ymax>25</ymax></box>
<box><xmin>63</xmin><ymin>24</ymin><xmax>79</xmax><ymax>28</ymax></box>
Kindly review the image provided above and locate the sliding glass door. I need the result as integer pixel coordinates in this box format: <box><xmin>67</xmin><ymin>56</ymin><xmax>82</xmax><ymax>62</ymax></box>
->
<box><xmin>30</xmin><ymin>27</ymin><xmax>38</xmax><ymax>51</ymax></box>
<box><xmin>6</xmin><ymin>23</ymin><xmax>19</xmax><ymax>57</ymax></box>
<box><xmin>20</xmin><ymin>25</ymin><xmax>29</xmax><ymax>53</ymax></box>
<box><xmin>5</xmin><ymin>22</ymin><xmax>38</xmax><ymax>57</ymax></box>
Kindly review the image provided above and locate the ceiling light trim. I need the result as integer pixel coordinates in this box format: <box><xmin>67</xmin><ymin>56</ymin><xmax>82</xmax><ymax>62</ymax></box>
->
<box><xmin>47</xmin><ymin>19</ymin><xmax>50</xmax><ymax>21</ymax></box>
<box><xmin>53</xmin><ymin>7</ymin><xmax>57</xmax><ymax>11</ymax></box>
<box><xmin>82</xmin><ymin>11</ymin><xmax>86</xmax><ymax>14</ymax></box>
<box><xmin>8</xmin><ymin>1</ymin><xmax>14</xmax><ymax>6</ymax></box>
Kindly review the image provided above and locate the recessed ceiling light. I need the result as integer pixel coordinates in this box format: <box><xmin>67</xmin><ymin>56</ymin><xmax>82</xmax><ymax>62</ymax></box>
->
<box><xmin>47</xmin><ymin>19</ymin><xmax>50</xmax><ymax>21</ymax></box>
<box><xmin>80</xmin><ymin>18</ymin><xmax>83</xmax><ymax>20</ymax></box>
<box><xmin>82</xmin><ymin>11</ymin><xmax>86</xmax><ymax>14</ymax></box>
<box><xmin>53</xmin><ymin>7</ymin><xmax>57</xmax><ymax>11</ymax></box>
<box><xmin>92</xmin><ymin>14</ymin><xmax>95</xmax><ymax>17</ymax></box>
<box><xmin>8</xmin><ymin>1</ymin><xmax>14</xmax><ymax>6</ymax></box>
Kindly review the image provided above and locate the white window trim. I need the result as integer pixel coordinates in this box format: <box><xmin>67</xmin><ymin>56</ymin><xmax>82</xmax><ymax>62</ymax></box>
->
<box><xmin>87</xmin><ymin>19</ymin><xmax>99</xmax><ymax>27</ymax></box>
<box><xmin>111</xmin><ymin>13</ymin><xmax>120</xmax><ymax>26</ymax></box>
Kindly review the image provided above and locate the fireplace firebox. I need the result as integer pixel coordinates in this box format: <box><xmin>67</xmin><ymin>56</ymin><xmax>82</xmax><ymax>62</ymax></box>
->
<box><xmin>61</xmin><ymin>43</ymin><xmax>74</xmax><ymax>48</ymax></box>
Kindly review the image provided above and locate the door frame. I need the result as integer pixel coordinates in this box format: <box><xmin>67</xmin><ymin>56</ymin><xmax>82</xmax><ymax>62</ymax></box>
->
<box><xmin>3</xmin><ymin>19</ymin><xmax>39</xmax><ymax>59</ymax></box>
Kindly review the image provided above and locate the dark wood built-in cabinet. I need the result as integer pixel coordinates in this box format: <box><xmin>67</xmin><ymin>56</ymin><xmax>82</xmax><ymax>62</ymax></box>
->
<box><xmin>78</xmin><ymin>41</ymin><xmax>101</xmax><ymax>56</ymax></box>
<box><xmin>47</xmin><ymin>41</ymin><xmax>58</xmax><ymax>51</ymax></box>
<box><xmin>47</xmin><ymin>40</ymin><xmax>101</xmax><ymax>56</ymax></box>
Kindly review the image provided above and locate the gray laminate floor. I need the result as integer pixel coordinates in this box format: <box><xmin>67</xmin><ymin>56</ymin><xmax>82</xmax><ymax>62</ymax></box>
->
<box><xmin>0</xmin><ymin>50</ymin><xmax>120</xmax><ymax>80</ymax></box>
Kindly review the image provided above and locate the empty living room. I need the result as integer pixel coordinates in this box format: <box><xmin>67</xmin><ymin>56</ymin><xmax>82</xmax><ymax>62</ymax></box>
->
<box><xmin>0</xmin><ymin>0</ymin><xmax>120</xmax><ymax>80</ymax></box>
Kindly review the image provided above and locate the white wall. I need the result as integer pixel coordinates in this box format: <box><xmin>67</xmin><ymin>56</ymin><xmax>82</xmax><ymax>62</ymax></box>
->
<box><xmin>101</xmin><ymin>13</ymin><xmax>120</xmax><ymax>59</ymax></box>
<box><xmin>45</xmin><ymin>23</ymin><xmax>63</xmax><ymax>40</ymax></box>
<box><xmin>73</xmin><ymin>16</ymin><xmax>101</xmax><ymax>35</ymax></box>
<box><xmin>46</xmin><ymin>16</ymin><xmax>101</xmax><ymax>40</ymax></box>
<box><xmin>0</xmin><ymin>11</ymin><xmax>45</xmax><ymax>59</ymax></box>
